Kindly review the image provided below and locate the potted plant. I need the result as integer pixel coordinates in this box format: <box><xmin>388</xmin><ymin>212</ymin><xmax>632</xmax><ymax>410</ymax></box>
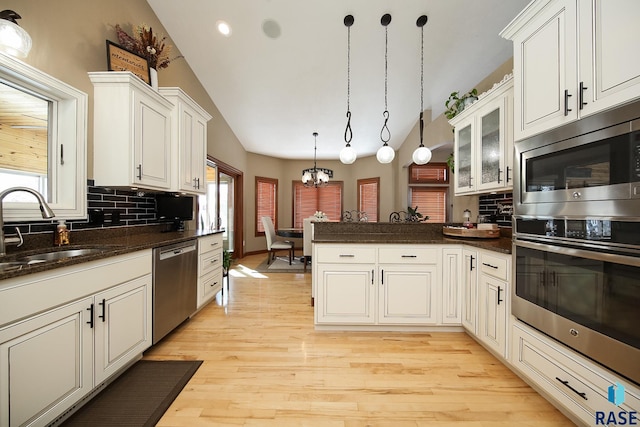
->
<box><xmin>444</xmin><ymin>88</ymin><xmax>478</xmax><ymax>120</ymax></box>
<box><xmin>222</xmin><ymin>249</ymin><xmax>232</xmax><ymax>277</ymax></box>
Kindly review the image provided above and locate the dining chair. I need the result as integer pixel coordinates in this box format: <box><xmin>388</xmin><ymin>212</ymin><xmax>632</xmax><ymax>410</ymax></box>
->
<box><xmin>261</xmin><ymin>216</ymin><xmax>293</xmax><ymax>265</ymax></box>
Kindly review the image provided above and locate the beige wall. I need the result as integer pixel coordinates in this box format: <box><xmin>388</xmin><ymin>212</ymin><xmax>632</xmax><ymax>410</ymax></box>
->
<box><xmin>9</xmin><ymin>0</ymin><xmax>513</xmax><ymax>255</ymax></box>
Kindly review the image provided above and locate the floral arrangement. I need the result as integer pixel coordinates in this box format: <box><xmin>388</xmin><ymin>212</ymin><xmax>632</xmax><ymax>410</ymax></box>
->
<box><xmin>114</xmin><ymin>23</ymin><xmax>180</xmax><ymax>69</ymax></box>
<box><xmin>313</xmin><ymin>211</ymin><xmax>328</xmax><ymax>221</ymax></box>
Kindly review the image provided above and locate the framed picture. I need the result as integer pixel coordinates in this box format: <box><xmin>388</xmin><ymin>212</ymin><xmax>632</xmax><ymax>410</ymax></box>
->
<box><xmin>105</xmin><ymin>40</ymin><xmax>151</xmax><ymax>85</ymax></box>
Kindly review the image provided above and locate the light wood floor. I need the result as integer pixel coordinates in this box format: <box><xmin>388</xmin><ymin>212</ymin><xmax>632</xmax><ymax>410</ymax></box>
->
<box><xmin>145</xmin><ymin>253</ymin><xmax>574</xmax><ymax>426</ymax></box>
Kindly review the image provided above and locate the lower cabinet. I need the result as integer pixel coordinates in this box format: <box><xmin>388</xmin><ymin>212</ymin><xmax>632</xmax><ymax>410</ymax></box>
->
<box><xmin>197</xmin><ymin>233</ymin><xmax>223</xmax><ymax>308</ymax></box>
<box><xmin>0</xmin><ymin>251</ymin><xmax>152</xmax><ymax>427</ymax></box>
<box><xmin>314</xmin><ymin>244</ymin><xmax>455</xmax><ymax>327</ymax></box>
<box><xmin>476</xmin><ymin>251</ymin><xmax>510</xmax><ymax>359</ymax></box>
<box><xmin>511</xmin><ymin>320</ymin><xmax>640</xmax><ymax>426</ymax></box>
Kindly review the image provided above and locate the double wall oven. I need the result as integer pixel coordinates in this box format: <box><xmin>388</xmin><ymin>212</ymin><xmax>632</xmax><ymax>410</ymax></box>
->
<box><xmin>513</xmin><ymin>100</ymin><xmax>640</xmax><ymax>386</ymax></box>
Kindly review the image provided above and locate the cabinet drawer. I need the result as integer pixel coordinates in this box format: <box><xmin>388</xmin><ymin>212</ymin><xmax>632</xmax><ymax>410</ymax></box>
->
<box><xmin>512</xmin><ymin>322</ymin><xmax>640</xmax><ymax>421</ymax></box>
<box><xmin>480</xmin><ymin>253</ymin><xmax>508</xmax><ymax>280</ymax></box>
<box><xmin>202</xmin><ymin>267</ymin><xmax>222</xmax><ymax>299</ymax></box>
<box><xmin>378</xmin><ymin>246</ymin><xmax>438</xmax><ymax>264</ymax></box>
<box><xmin>316</xmin><ymin>246</ymin><xmax>376</xmax><ymax>264</ymax></box>
<box><xmin>199</xmin><ymin>234</ymin><xmax>223</xmax><ymax>256</ymax></box>
<box><xmin>199</xmin><ymin>251</ymin><xmax>222</xmax><ymax>276</ymax></box>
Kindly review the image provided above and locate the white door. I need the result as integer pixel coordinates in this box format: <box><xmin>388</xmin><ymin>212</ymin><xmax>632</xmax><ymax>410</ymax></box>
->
<box><xmin>316</xmin><ymin>265</ymin><xmax>375</xmax><ymax>324</ymax></box>
<box><xmin>378</xmin><ymin>265</ymin><xmax>437</xmax><ymax>325</ymax></box>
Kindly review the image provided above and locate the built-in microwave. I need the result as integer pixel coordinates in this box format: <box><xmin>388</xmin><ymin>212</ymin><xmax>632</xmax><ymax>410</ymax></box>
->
<box><xmin>514</xmin><ymin>100</ymin><xmax>640</xmax><ymax>219</ymax></box>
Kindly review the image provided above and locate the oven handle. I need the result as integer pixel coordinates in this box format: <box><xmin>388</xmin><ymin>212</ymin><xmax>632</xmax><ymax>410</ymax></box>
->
<box><xmin>514</xmin><ymin>239</ymin><xmax>640</xmax><ymax>267</ymax></box>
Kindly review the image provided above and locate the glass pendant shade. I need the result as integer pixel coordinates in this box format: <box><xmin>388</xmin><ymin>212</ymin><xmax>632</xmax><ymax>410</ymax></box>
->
<box><xmin>412</xmin><ymin>145</ymin><xmax>432</xmax><ymax>165</ymax></box>
<box><xmin>376</xmin><ymin>144</ymin><xmax>395</xmax><ymax>164</ymax></box>
<box><xmin>0</xmin><ymin>17</ymin><xmax>31</xmax><ymax>58</ymax></box>
<box><xmin>339</xmin><ymin>145</ymin><xmax>357</xmax><ymax>164</ymax></box>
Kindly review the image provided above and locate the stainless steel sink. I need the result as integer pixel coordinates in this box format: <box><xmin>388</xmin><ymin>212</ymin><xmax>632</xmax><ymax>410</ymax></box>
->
<box><xmin>0</xmin><ymin>261</ymin><xmax>28</xmax><ymax>271</ymax></box>
<box><xmin>19</xmin><ymin>248</ymin><xmax>105</xmax><ymax>264</ymax></box>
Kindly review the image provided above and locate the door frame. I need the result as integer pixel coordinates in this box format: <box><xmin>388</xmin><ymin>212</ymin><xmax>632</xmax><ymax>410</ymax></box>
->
<box><xmin>207</xmin><ymin>155</ymin><xmax>244</xmax><ymax>258</ymax></box>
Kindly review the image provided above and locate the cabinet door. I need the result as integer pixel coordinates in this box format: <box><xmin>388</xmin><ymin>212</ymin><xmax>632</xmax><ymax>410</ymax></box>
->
<box><xmin>512</xmin><ymin>0</ymin><xmax>577</xmax><ymax>140</ymax></box>
<box><xmin>0</xmin><ymin>298</ymin><xmax>94</xmax><ymax>427</ymax></box>
<box><xmin>133</xmin><ymin>91</ymin><xmax>171</xmax><ymax>189</ymax></box>
<box><xmin>378</xmin><ymin>265</ymin><xmax>437</xmax><ymax>325</ymax></box>
<box><xmin>579</xmin><ymin>0</ymin><xmax>640</xmax><ymax>117</ymax></box>
<box><xmin>478</xmin><ymin>274</ymin><xmax>508</xmax><ymax>358</ymax></box>
<box><xmin>454</xmin><ymin>117</ymin><xmax>475</xmax><ymax>194</ymax></box>
<box><xmin>441</xmin><ymin>248</ymin><xmax>462</xmax><ymax>325</ymax></box>
<box><xmin>178</xmin><ymin>108</ymin><xmax>207</xmax><ymax>194</ymax></box>
<box><xmin>316</xmin><ymin>264</ymin><xmax>375</xmax><ymax>324</ymax></box>
<box><xmin>94</xmin><ymin>275</ymin><xmax>152</xmax><ymax>385</ymax></box>
<box><xmin>190</xmin><ymin>115</ymin><xmax>207</xmax><ymax>194</ymax></box>
<box><xmin>461</xmin><ymin>249</ymin><xmax>478</xmax><ymax>333</ymax></box>
<box><xmin>476</xmin><ymin>99</ymin><xmax>509</xmax><ymax>192</ymax></box>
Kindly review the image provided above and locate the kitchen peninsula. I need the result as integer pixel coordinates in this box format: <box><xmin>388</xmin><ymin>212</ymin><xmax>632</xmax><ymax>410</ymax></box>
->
<box><xmin>312</xmin><ymin>221</ymin><xmax>512</xmax><ymax>359</ymax></box>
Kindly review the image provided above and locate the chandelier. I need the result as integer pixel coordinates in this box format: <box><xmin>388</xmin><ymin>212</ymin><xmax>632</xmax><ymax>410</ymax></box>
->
<box><xmin>302</xmin><ymin>132</ymin><xmax>333</xmax><ymax>187</ymax></box>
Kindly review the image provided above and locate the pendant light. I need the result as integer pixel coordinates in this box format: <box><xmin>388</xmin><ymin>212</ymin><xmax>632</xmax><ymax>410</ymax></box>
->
<box><xmin>302</xmin><ymin>132</ymin><xmax>332</xmax><ymax>187</ymax></box>
<box><xmin>412</xmin><ymin>14</ymin><xmax>432</xmax><ymax>165</ymax></box>
<box><xmin>339</xmin><ymin>15</ymin><xmax>357</xmax><ymax>165</ymax></box>
<box><xmin>0</xmin><ymin>10</ymin><xmax>31</xmax><ymax>58</ymax></box>
<box><xmin>376</xmin><ymin>13</ymin><xmax>395</xmax><ymax>164</ymax></box>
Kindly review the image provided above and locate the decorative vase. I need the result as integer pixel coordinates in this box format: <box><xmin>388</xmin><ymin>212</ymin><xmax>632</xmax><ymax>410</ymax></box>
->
<box><xmin>149</xmin><ymin>67</ymin><xmax>158</xmax><ymax>90</ymax></box>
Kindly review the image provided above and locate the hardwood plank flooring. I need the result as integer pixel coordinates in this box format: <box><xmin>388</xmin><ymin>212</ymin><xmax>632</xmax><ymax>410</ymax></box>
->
<box><xmin>144</xmin><ymin>253</ymin><xmax>574</xmax><ymax>426</ymax></box>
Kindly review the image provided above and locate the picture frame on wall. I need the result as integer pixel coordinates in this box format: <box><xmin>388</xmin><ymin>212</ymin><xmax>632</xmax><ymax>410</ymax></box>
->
<box><xmin>105</xmin><ymin>40</ymin><xmax>151</xmax><ymax>85</ymax></box>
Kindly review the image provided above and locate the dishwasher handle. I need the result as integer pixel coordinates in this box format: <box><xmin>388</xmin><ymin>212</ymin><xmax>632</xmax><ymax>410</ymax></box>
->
<box><xmin>158</xmin><ymin>241</ymin><xmax>197</xmax><ymax>260</ymax></box>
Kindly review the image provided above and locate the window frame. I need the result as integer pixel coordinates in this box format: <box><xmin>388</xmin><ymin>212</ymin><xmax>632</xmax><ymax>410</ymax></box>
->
<box><xmin>357</xmin><ymin>177</ymin><xmax>380</xmax><ymax>222</ymax></box>
<box><xmin>292</xmin><ymin>181</ymin><xmax>344</xmax><ymax>228</ymax></box>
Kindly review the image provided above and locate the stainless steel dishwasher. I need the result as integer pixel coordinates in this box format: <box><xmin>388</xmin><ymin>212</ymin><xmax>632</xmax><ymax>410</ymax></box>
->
<box><xmin>152</xmin><ymin>239</ymin><xmax>198</xmax><ymax>344</ymax></box>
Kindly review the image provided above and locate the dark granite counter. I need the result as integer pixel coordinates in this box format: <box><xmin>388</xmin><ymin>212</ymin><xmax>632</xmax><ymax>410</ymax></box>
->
<box><xmin>0</xmin><ymin>225</ymin><xmax>223</xmax><ymax>281</ymax></box>
<box><xmin>312</xmin><ymin>222</ymin><xmax>512</xmax><ymax>254</ymax></box>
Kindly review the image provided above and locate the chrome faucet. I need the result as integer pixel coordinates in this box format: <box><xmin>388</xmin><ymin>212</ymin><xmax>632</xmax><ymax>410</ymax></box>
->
<box><xmin>0</xmin><ymin>187</ymin><xmax>55</xmax><ymax>256</ymax></box>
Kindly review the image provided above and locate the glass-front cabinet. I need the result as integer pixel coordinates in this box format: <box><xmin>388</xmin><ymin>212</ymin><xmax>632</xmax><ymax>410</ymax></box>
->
<box><xmin>450</xmin><ymin>75</ymin><xmax>513</xmax><ymax>195</ymax></box>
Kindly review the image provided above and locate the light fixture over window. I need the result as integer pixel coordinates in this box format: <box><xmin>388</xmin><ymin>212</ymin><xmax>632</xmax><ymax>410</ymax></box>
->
<box><xmin>0</xmin><ymin>10</ymin><xmax>31</xmax><ymax>58</ymax></box>
<box><xmin>340</xmin><ymin>15</ymin><xmax>357</xmax><ymax>165</ymax></box>
<box><xmin>376</xmin><ymin>13</ymin><xmax>395</xmax><ymax>164</ymax></box>
<box><xmin>412</xmin><ymin>14</ymin><xmax>432</xmax><ymax>165</ymax></box>
<box><xmin>302</xmin><ymin>132</ymin><xmax>332</xmax><ymax>188</ymax></box>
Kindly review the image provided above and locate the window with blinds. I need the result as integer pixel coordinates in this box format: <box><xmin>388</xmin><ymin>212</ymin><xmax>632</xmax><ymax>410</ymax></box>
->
<box><xmin>409</xmin><ymin>162</ymin><xmax>449</xmax><ymax>184</ymax></box>
<box><xmin>357</xmin><ymin>177</ymin><xmax>379</xmax><ymax>222</ymax></box>
<box><xmin>293</xmin><ymin>181</ymin><xmax>343</xmax><ymax>228</ymax></box>
<box><xmin>409</xmin><ymin>187</ymin><xmax>447</xmax><ymax>223</ymax></box>
<box><xmin>256</xmin><ymin>177</ymin><xmax>277</xmax><ymax>235</ymax></box>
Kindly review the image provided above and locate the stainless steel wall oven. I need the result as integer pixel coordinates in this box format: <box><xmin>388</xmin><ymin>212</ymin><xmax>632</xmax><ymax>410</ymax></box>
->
<box><xmin>513</xmin><ymin>101</ymin><xmax>640</xmax><ymax>386</ymax></box>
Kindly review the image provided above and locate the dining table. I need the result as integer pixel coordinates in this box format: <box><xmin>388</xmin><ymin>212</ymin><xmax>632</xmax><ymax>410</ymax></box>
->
<box><xmin>275</xmin><ymin>227</ymin><xmax>304</xmax><ymax>239</ymax></box>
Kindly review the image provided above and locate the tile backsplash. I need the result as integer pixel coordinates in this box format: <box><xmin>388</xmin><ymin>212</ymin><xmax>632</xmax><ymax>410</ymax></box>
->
<box><xmin>478</xmin><ymin>192</ymin><xmax>513</xmax><ymax>226</ymax></box>
<box><xmin>5</xmin><ymin>181</ymin><xmax>164</xmax><ymax>235</ymax></box>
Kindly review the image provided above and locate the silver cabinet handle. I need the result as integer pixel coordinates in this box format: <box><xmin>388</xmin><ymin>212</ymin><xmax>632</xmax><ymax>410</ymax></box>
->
<box><xmin>339</xmin><ymin>254</ymin><xmax>355</xmax><ymax>257</ymax></box>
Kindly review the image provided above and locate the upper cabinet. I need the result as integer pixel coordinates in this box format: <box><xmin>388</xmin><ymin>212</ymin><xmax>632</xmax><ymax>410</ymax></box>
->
<box><xmin>450</xmin><ymin>75</ymin><xmax>514</xmax><ymax>195</ymax></box>
<box><xmin>0</xmin><ymin>53</ymin><xmax>87</xmax><ymax>221</ymax></box>
<box><xmin>159</xmin><ymin>88</ymin><xmax>212</xmax><ymax>195</ymax></box>
<box><xmin>89</xmin><ymin>72</ymin><xmax>173</xmax><ymax>191</ymax></box>
<box><xmin>501</xmin><ymin>0</ymin><xmax>640</xmax><ymax>141</ymax></box>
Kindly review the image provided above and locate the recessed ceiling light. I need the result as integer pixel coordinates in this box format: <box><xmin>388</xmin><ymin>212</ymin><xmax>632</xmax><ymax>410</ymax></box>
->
<box><xmin>216</xmin><ymin>20</ymin><xmax>232</xmax><ymax>37</ymax></box>
<box><xmin>262</xmin><ymin>19</ymin><xmax>281</xmax><ymax>39</ymax></box>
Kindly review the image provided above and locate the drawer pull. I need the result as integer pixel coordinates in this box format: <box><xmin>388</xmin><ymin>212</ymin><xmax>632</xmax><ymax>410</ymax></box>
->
<box><xmin>482</xmin><ymin>262</ymin><xmax>498</xmax><ymax>269</ymax></box>
<box><xmin>211</xmin><ymin>258</ymin><xmax>219</xmax><ymax>263</ymax></box>
<box><xmin>555</xmin><ymin>377</ymin><xmax>588</xmax><ymax>400</ymax></box>
<box><xmin>339</xmin><ymin>254</ymin><xmax>355</xmax><ymax>258</ymax></box>
<box><xmin>401</xmin><ymin>255</ymin><xmax>417</xmax><ymax>258</ymax></box>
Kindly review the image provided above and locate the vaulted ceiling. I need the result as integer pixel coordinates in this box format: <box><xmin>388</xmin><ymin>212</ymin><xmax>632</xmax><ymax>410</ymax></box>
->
<box><xmin>147</xmin><ymin>0</ymin><xmax>529</xmax><ymax>160</ymax></box>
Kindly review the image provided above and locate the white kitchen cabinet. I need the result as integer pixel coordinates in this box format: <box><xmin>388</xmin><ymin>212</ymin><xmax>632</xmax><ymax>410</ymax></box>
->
<box><xmin>314</xmin><ymin>244</ymin><xmax>463</xmax><ymax>328</ymax></box>
<box><xmin>511</xmin><ymin>320</ymin><xmax>640</xmax><ymax>426</ymax></box>
<box><xmin>159</xmin><ymin>88</ymin><xmax>212</xmax><ymax>195</ymax></box>
<box><xmin>94</xmin><ymin>276</ymin><xmax>152</xmax><ymax>385</ymax></box>
<box><xmin>441</xmin><ymin>247</ymin><xmax>463</xmax><ymax>325</ymax></box>
<box><xmin>0</xmin><ymin>298</ymin><xmax>93</xmax><ymax>427</ymax></box>
<box><xmin>89</xmin><ymin>72</ymin><xmax>173</xmax><ymax>191</ymax></box>
<box><xmin>0</xmin><ymin>251</ymin><xmax>152</xmax><ymax>427</ymax></box>
<box><xmin>315</xmin><ymin>245</ymin><xmax>376</xmax><ymax>325</ymax></box>
<box><xmin>477</xmin><ymin>251</ymin><xmax>510</xmax><ymax>359</ymax></box>
<box><xmin>378</xmin><ymin>247</ymin><xmax>439</xmax><ymax>325</ymax></box>
<box><xmin>198</xmin><ymin>233</ymin><xmax>223</xmax><ymax>308</ymax></box>
<box><xmin>502</xmin><ymin>0</ymin><xmax>640</xmax><ymax>140</ymax></box>
<box><xmin>450</xmin><ymin>75</ymin><xmax>513</xmax><ymax>195</ymax></box>
<box><xmin>461</xmin><ymin>248</ymin><xmax>478</xmax><ymax>333</ymax></box>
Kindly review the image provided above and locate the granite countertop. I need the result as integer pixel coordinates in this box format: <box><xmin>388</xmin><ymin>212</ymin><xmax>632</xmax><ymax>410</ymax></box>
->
<box><xmin>312</xmin><ymin>222</ymin><xmax>513</xmax><ymax>254</ymax></box>
<box><xmin>0</xmin><ymin>226</ymin><xmax>224</xmax><ymax>281</ymax></box>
